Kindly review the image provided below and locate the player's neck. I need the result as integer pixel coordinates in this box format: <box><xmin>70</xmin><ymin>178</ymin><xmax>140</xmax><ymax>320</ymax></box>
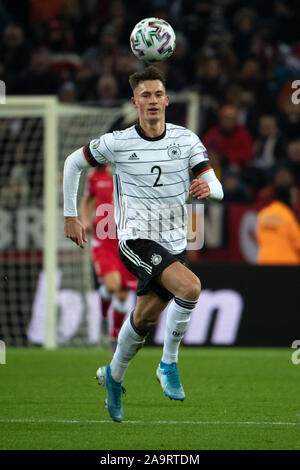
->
<box><xmin>138</xmin><ymin>120</ymin><xmax>165</xmax><ymax>139</ymax></box>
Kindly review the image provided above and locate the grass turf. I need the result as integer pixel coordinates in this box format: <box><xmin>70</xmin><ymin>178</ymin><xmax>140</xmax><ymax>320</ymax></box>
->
<box><xmin>0</xmin><ymin>347</ymin><xmax>299</xmax><ymax>450</ymax></box>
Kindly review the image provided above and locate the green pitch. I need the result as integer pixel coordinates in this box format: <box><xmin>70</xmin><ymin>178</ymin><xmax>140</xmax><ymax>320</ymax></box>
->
<box><xmin>0</xmin><ymin>347</ymin><xmax>299</xmax><ymax>450</ymax></box>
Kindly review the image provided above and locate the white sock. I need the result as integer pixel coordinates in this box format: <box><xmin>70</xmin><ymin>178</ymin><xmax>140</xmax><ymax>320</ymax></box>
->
<box><xmin>110</xmin><ymin>312</ymin><xmax>146</xmax><ymax>382</ymax></box>
<box><xmin>162</xmin><ymin>296</ymin><xmax>198</xmax><ymax>364</ymax></box>
<box><xmin>112</xmin><ymin>296</ymin><xmax>129</xmax><ymax>314</ymax></box>
<box><xmin>99</xmin><ymin>284</ymin><xmax>112</xmax><ymax>301</ymax></box>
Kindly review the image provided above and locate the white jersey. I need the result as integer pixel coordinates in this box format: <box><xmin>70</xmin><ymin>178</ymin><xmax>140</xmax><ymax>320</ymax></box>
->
<box><xmin>84</xmin><ymin>123</ymin><xmax>211</xmax><ymax>254</ymax></box>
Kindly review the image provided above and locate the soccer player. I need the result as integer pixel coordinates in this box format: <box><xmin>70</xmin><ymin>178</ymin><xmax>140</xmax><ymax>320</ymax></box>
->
<box><xmin>80</xmin><ymin>164</ymin><xmax>137</xmax><ymax>352</ymax></box>
<box><xmin>63</xmin><ymin>66</ymin><xmax>223</xmax><ymax>422</ymax></box>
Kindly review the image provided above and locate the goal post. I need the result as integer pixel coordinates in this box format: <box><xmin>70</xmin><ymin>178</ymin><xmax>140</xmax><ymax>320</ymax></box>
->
<box><xmin>44</xmin><ymin>97</ymin><xmax>58</xmax><ymax>350</ymax></box>
<box><xmin>0</xmin><ymin>92</ymin><xmax>200</xmax><ymax>348</ymax></box>
<box><xmin>1</xmin><ymin>96</ymin><xmax>58</xmax><ymax>349</ymax></box>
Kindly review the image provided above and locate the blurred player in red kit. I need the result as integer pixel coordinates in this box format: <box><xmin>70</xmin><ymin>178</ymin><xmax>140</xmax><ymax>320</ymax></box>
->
<box><xmin>80</xmin><ymin>164</ymin><xmax>137</xmax><ymax>352</ymax></box>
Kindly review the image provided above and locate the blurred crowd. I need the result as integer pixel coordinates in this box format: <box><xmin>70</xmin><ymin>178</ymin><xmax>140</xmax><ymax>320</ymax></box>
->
<box><xmin>0</xmin><ymin>0</ymin><xmax>300</xmax><ymax>210</ymax></box>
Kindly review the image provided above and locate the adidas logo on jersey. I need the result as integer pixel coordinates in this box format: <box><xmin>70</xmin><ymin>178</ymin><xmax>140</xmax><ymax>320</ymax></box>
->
<box><xmin>128</xmin><ymin>153</ymin><xmax>139</xmax><ymax>160</ymax></box>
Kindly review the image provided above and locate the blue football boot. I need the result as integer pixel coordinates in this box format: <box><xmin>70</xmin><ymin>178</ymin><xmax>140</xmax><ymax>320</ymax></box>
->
<box><xmin>96</xmin><ymin>365</ymin><xmax>126</xmax><ymax>422</ymax></box>
<box><xmin>156</xmin><ymin>361</ymin><xmax>186</xmax><ymax>401</ymax></box>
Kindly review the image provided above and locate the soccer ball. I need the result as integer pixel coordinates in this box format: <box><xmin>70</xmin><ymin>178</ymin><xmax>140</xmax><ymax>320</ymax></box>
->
<box><xmin>130</xmin><ymin>17</ymin><xmax>176</xmax><ymax>63</ymax></box>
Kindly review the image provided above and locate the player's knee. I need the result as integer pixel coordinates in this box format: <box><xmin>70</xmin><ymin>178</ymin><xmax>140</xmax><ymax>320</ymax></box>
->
<box><xmin>178</xmin><ymin>276</ymin><xmax>201</xmax><ymax>301</ymax></box>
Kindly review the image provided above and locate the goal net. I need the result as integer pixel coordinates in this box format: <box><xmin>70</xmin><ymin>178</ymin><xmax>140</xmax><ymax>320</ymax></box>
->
<box><xmin>0</xmin><ymin>93</ymin><xmax>200</xmax><ymax>347</ymax></box>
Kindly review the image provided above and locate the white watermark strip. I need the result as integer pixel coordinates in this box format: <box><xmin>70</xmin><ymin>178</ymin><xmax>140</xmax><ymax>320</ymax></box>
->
<box><xmin>0</xmin><ymin>340</ymin><xmax>6</xmax><ymax>364</ymax></box>
<box><xmin>291</xmin><ymin>80</ymin><xmax>300</xmax><ymax>105</ymax></box>
<box><xmin>94</xmin><ymin>202</ymin><xmax>204</xmax><ymax>251</ymax></box>
<box><xmin>0</xmin><ymin>80</ymin><xmax>6</xmax><ymax>104</ymax></box>
<box><xmin>291</xmin><ymin>340</ymin><xmax>300</xmax><ymax>365</ymax></box>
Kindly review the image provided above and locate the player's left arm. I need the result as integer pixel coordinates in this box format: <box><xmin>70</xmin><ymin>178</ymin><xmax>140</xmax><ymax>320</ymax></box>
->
<box><xmin>190</xmin><ymin>169</ymin><xmax>224</xmax><ymax>200</ymax></box>
<box><xmin>189</xmin><ymin>133</ymin><xmax>223</xmax><ymax>201</ymax></box>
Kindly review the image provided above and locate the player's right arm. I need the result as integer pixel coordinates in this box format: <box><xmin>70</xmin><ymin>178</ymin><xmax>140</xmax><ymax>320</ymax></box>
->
<box><xmin>63</xmin><ymin>135</ymin><xmax>114</xmax><ymax>247</ymax></box>
<box><xmin>63</xmin><ymin>147</ymin><xmax>93</xmax><ymax>248</ymax></box>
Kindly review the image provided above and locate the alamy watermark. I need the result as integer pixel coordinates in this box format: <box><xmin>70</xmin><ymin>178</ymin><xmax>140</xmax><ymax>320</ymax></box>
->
<box><xmin>94</xmin><ymin>202</ymin><xmax>205</xmax><ymax>250</ymax></box>
<box><xmin>291</xmin><ymin>340</ymin><xmax>300</xmax><ymax>365</ymax></box>
<box><xmin>291</xmin><ymin>80</ymin><xmax>300</xmax><ymax>105</ymax></box>
<box><xmin>0</xmin><ymin>80</ymin><xmax>6</xmax><ymax>104</ymax></box>
<box><xmin>0</xmin><ymin>340</ymin><xmax>6</xmax><ymax>364</ymax></box>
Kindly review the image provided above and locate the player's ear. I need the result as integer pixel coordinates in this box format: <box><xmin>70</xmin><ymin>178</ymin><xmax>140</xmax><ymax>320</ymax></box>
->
<box><xmin>131</xmin><ymin>96</ymin><xmax>137</xmax><ymax>108</ymax></box>
<box><xmin>165</xmin><ymin>95</ymin><xmax>170</xmax><ymax>106</ymax></box>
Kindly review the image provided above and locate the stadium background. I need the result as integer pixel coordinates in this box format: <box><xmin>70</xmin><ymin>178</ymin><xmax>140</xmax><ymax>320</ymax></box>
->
<box><xmin>0</xmin><ymin>0</ymin><xmax>299</xmax><ymax>348</ymax></box>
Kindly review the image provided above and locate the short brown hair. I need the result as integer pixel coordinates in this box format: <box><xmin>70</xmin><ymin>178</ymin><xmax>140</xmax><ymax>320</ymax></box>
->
<box><xmin>129</xmin><ymin>65</ymin><xmax>166</xmax><ymax>93</ymax></box>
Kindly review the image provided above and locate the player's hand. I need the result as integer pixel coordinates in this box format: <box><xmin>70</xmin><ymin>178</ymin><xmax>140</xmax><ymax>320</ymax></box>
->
<box><xmin>189</xmin><ymin>178</ymin><xmax>210</xmax><ymax>199</ymax></box>
<box><xmin>64</xmin><ymin>217</ymin><xmax>88</xmax><ymax>248</ymax></box>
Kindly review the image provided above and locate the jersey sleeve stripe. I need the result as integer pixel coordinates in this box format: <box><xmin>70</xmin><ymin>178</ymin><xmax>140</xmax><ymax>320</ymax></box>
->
<box><xmin>195</xmin><ymin>167</ymin><xmax>213</xmax><ymax>177</ymax></box>
<box><xmin>82</xmin><ymin>145</ymin><xmax>99</xmax><ymax>167</ymax></box>
<box><xmin>192</xmin><ymin>161</ymin><xmax>213</xmax><ymax>177</ymax></box>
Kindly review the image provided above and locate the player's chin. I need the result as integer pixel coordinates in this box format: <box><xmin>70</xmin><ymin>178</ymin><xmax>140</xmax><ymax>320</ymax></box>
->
<box><xmin>148</xmin><ymin>117</ymin><xmax>160</xmax><ymax>125</ymax></box>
